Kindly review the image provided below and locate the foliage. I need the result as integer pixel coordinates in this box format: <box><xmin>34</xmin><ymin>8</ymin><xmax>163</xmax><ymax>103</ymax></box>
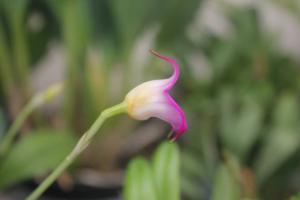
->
<box><xmin>181</xmin><ymin>7</ymin><xmax>300</xmax><ymax>200</ymax></box>
<box><xmin>124</xmin><ymin>142</ymin><xmax>180</xmax><ymax>200</ymax></box>
<box><xmin>0</xmin><ymin>129</ymin><xmax>76</xmax><ymax>189</ymax></box>
<box><xmin>0</xmin><ymin>0</ymin><xmax>300</xmax><ymax>199</ymax></box>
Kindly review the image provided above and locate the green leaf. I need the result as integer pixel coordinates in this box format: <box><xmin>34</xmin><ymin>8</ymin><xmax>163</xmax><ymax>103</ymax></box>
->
<box><xmin>1</xmin><ymin>0</ymin><xmax>30</xmax><ymax>21</ymax></box>
<box><xmin>0</xmin><ymin>108</ymin><xmax>6</xmax><ymax>139</ymax></box>
<box><xmin>219</xmin><ymin>89</ymin><xmax>264</xmax><ymax>161</ymax></box>
<box><xmin>181</xmin><ymin>152</ymin><xmax>206</xmax><ymax>199</ymax></box>
<box><xmin>62</xmin><ymin>0</ymin><xmax>91</xmax><ymax>60</ymax></box>
<box><xmin>45</xmin><ymin>0</ymin><xmax>66</xmax><ymax>20</ymax></box>
<box><xmin>181</xmin><ymin>152</ymin><xmax>204</xmax><ymax>180</ymax></box>
<box><xmin>0</xmin><ymin>129</ymin><xmax>76</xmax><ymax>189</ymax></box>
<box><xmin>0</xmin><ymin>21</ymin><xmax>13</xmax><ymax>93</ymax></box>
<box><xmin>153</xmin><ymin>142</ymin><xmax>180</xmax><ymax>200</ymax></box>
<box><xmin>254</xmin><ymin>94</ymin><xmax>300</xmax><ymax>184</ymax></box>
<box><xmin>273</xmin><ymin>94</ymin><xmax>299</xmax><ymax>129</ymax></box>
<box><xmin>110</xmin><ymin>0</ymin><xmax>154</xmax><ymax>49</ymax></box>
<box><xmin>156</xmin><ymin>0</ymin><xmax>201</xmax><ymax>47</ymax></box>
<box><xmin>123</xmin><ymin>157</ymin><xmax>157</xmax><ymax>200</ymax></box>
<box><xmin>254</xmin><ymin>130</ymin><xmax>300</xmax><ymax>185</ymax></box>
<box><xmin>290</xmin><ymin>195</ymin><xmax>300</xmax><ymax>200</ymax></box>
<box><xmin>212</xmin><ymin>164</ymin><xmax>241</xmax><ymax>200</ymax></box>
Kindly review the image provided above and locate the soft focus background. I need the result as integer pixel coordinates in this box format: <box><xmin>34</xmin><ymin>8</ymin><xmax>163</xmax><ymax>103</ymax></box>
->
<box><xmin>1</xmin><ymin>0</ymin><xmax>300</xmax><ymax>199</ymax></box>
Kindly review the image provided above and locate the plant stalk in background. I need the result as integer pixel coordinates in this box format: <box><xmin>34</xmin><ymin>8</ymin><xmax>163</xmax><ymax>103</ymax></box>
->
<box><xmin>0</xmin><ymin>22</ymin><xmax>13</xmax><ymax>98</ymax></box>
<box><xmin>0</xmin><ymin>83</ymin><xmax>64</xmax><ymax>156</ymax></box>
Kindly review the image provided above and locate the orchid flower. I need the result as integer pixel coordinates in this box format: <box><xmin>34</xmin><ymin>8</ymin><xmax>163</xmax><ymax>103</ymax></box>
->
<box><xmin>125</xmin><ymin>50</ymin><xmax>188</xmax><ymax>140</ymax></box>
<box><xmin>26</xmin><ymin>51</ymin><xmax>188</xmax><ymax>200</ymax></box>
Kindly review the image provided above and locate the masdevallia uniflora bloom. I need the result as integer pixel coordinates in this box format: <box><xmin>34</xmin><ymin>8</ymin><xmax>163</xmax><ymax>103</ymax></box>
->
<box><xmin>125</xmin><ymin>50</ymin><xmax>188</xmax><ymax>140</ymax></box>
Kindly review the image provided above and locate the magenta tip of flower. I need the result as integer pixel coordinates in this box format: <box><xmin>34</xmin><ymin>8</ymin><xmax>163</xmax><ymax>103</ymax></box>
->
<box><xmin>149</xmin><ymin>49</ymin><xmax>161</xmax><ymax>57</ymax></box>
<box><xmin>149</xmin><ymin>49</ymin><xmax>174</xmax><ymax>64</ymax></box>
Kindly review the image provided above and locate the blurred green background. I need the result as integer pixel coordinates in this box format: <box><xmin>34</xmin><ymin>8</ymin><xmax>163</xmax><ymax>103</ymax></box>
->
<box><xmin>1</xmin><ymin>0</ymin><xmax>300</xmax><ymax>199</ymax></box>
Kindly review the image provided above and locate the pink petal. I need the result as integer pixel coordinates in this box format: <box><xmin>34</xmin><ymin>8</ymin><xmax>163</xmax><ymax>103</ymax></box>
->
<box><xmin>130</xmin><ymin>89</ymin><xmax>187</xmax><ymax>139</ymax></box>
<box><xmin>125</xmin><ymin>50</ymin><xmax>188</xmax><ymax>140</ymax></box>
<box><xmin>150</xmin><ymin>50</ymin><xmax>179</xmax><ymax>91</ymax></box>
<box><xmin>150</xmin><ymin>50</ymin><xmax>188</xmax><ymax>139</ymax></box>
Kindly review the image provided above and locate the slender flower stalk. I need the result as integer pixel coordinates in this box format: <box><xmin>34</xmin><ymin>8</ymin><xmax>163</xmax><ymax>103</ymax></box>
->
<box><xmin>26</xmin><ymin>102</ymin><xmax>127</xmax><ymax>200</ymax></box>
<box><xmin>0</xmin><ymin>83</ymin><xmax>64</xmax><ymax>156</ymax></box>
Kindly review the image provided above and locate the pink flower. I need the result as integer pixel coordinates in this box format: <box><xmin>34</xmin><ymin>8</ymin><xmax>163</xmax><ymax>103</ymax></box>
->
<box><xmin>125</xmin><ymin>50</ymin><xmax>188</xmax><ymax>140</ymax></box>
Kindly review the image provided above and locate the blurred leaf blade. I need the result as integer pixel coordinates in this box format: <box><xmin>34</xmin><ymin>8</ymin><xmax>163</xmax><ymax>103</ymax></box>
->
<box><xmin>290</xmin><ymin>195</ymin><xmax>300</xmax><ymax>200</ymax></box>
<box><xmin>123</xmin><ymin>157</ymin><xmax>157</xmax><ymax>200</ymax></box>
<box><xmin>212</xmin><ymin>163</ymin><xmax>241</xmax><ymax>200</ymax></box>
<box><xmin>0</xmin><ymin>109</ymin><xmax>6</xmax><ymax>139</ymax></box>
<box><xmin>153</xmin><ymin>142</ymin><xmax>180</xmax><ymax>200</ymax></box>
<box><xmin>254</xmin><ymin>94</ymin><xmax>300</xmax><ymax>184</ymax></box>
<box><xmin>219</xmin><ymin>88</ymin><xmax>264</xmax><ymax>161</ymax></box>
<box><xmin>0</xmin><ymin>129</ymin><xmax>76</xmax><ymax>189</ymax></box>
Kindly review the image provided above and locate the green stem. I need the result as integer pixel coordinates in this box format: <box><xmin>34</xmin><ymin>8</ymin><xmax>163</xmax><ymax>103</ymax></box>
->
<box><xmin>0</xmin><ymin>83</ymin><xmax>64</xmax><ymax>156</ymax></box>
<box><xmin>0</xmin><ymin>21</ymin><xmax>13</xmax><ymax>97</ymax></box>
<box><xmin>26</xmin><ymin>102</ymin><xmax>127</xmax><ymax>200</ymax></box>
<box><xmin>12</xmin><ymin>20</ymin><xmax>30</xmax><ymax>93</ymax></box>
<box><xmin>0</xmin><ymin>99</ymin><xmax>34</xmax><ymax>156</ymax></box>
